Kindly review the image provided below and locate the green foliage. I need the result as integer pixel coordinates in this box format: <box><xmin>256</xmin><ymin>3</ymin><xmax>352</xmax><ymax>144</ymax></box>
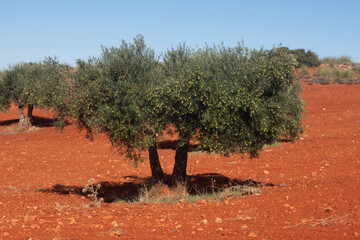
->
<box><xmin>0</xmin><ymin>58</ymin><xmax>70</xmax><ymax>123</ymax></box>
<box><xmin>0</xmin><ymin>71</ymin><xmax>11</xmax><ymax>112</ymax></box>
<box><xmin>160</xmin><ymin>44</ymin><xmax>304</xmax><ymax>157</ymax></box>
<box><xmin>64</xmin><ymin>35</ymin><xmax>161</xmax><ymax>162</ymax></box>
<box><xmin>60</xmin><ymin>36</ymin><xmax>304</xmax><ymax>181</ymax></box>
<box><xmin>280</xmin><ymin>47</ymin><xmax>321</xmax><ymax>67</ymax></box>
<box><xmin>1</xmin><ymin>62</ymin><xmax>45</xmax><ymax>110</ymax></box>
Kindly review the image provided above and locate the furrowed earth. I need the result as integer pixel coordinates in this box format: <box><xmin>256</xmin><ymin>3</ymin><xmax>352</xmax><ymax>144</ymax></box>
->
<box><xmin>0</xmin><ymin>83</ymin><xmax>359</xmax><ymax>239</ymax></box>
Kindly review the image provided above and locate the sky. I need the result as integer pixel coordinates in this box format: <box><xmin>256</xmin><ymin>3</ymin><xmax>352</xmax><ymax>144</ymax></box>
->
<box><xmin>0</xmin><ymin>0</ymin><xmax>359</xmax><ymax>70</ymax></box>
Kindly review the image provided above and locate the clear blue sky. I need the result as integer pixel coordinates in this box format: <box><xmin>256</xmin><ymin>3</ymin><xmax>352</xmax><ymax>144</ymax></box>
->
<box><xmin>1</xmin><ymin>0</ymin><xmax>359</xmax><ymax>70</ymax></box>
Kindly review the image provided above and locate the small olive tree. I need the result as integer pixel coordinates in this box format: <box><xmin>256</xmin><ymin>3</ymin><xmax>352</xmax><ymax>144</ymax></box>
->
<box><xmin>0</xmin><ymin>58</ymin><xmax>70</xmax><ymax>129</ymax></box>
<box><xmin>1</xmin><ymin>62</ymin><xmax>44</xmax><ymax>128</ymax></box>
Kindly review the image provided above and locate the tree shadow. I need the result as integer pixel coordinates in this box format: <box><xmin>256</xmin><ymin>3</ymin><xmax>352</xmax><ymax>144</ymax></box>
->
<box><xmin>0</xmin><ymin>119</ymin><xmax>19</xmax><ymax>126</ymax></box>
<box><xmin>0</xmin><ymin>116</ymin><xmax>67</xmax><ymax>128</ymax></box>
<box><xmin>30</xmin><ymin>116</ymin><xmax>55</xmax><ymax>128</ymax></box>
<box><xmin>39</xmin><ymin>173</ymin><xmax>275</xmax><ymax>203</ymax></box>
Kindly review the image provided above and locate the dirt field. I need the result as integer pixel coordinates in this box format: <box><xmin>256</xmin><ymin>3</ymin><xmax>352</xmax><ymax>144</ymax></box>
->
<box><xmin>1</xmin><ymin>83</ymin><xmax>359</xmax><ymax>239</ymax></box>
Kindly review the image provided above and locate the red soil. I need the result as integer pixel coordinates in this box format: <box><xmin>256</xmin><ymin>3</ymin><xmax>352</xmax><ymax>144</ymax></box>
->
<box><xmin>0</xmin><ymin>83</ymin><xmax>359</xmax><ymax>239</ymax></box>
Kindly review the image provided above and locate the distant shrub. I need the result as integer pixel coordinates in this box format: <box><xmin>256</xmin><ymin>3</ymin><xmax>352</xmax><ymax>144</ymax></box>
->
<box><xmin>318</xmin><ymin>66</ymin><xmax>357</xmax><ymax>80</ymax></box>
<box><xmin>298</xmin><ymin>65</ymin><xmax>312</xmax><ymax>78</ymax></box>
<box><xmin>279</xmin><ymin>47</ymin><xmax>321</xmax><ymax>67</ymax></box>
<box><xmin>353</xmin><ymin>64</ymin><xmax>360</xmax><ymax>74</ymax></box>
<box><xmin>318</xmin><ymin>67</ymin><xmax>335</xmax><ymax>79</ymax></box>
<box><xmin>335</xmin><ymin>69</ymin><xmax>356</xmax><ymax>79</ymax></box>
<box><xmin>323</xmin><ymin>56</ymin><xmax>353</xmax><ymax>67</ymax></box>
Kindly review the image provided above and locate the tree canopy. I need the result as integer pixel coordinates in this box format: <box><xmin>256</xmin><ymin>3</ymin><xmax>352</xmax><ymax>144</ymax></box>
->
<box><xmin>0</xmin><ymin>58</ymin><xmax>70</xmax><ymax>129</ymax></box>
<box><xmin>61</xmin><ymin>36</ymin><xmax>304</xmax><ymax>183</ymax></box>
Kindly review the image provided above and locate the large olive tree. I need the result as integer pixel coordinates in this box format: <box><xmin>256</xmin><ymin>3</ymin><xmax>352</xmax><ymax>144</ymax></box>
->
<box><xmin>63</xmin><ymin>37</ymin><xmax>304</xmax><ymax>184</ymax></box>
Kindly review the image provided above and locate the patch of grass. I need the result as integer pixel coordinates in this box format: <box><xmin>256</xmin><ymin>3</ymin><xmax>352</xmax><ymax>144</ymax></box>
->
<box><xmin>316</xmin><ymin>66</ymin><xmax>359</xmax><ymax>84</ymax></box>
<box><xmin>131</xmin><ymin>182</ymin><xmax>261</xmax><ymax>204</ymax></box>
<box><xmin>323</xmin><ymin>56</ymin><xmax>353</xmax><ymax>66</ymax></box>
<box><xmin>298</xmin><ymin>65</ymin><xmax>312</xmax><ymax>79</ymax></box>
<box><xmin>262</xmin><ymin>141</ymin><xmax>281</xmax><ymax>149</ymax></box>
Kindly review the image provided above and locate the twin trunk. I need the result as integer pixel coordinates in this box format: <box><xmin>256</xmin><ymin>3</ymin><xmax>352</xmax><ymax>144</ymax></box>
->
<box><xmin>148</xmin><ymin>137</ymin><xmax>189</xmax><ymax>184</ymax></box>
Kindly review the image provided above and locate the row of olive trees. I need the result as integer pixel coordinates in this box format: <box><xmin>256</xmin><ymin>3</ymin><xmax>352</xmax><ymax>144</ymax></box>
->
<box><xmin>0</xmin><ymin>35</ymin><xmax>304</xmax><ymax>183</ymax></box>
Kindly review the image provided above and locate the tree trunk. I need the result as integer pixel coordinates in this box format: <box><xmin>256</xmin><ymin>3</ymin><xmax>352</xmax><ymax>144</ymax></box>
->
<box><xmin>19</xmin><ymin>104</ymin><xmax>25</xmax><ymax>123</ymax></box>
<box><xmin>148</xmin><ymin>143</ymin><xmax>165</xmax><ymax>184</ymax></box>
<box><xmin>172</xmin><ymin>139</ymin><xmax>190</xmax><ymax>183</ymax></box>
<box><xmin>18</xmin><ymin>104</ymin><xmax>32</xmax><ymax>130</ymax></box>
<box><xmin>27</xmin><ymin>104</ymin><xmax>34</xmax><ymax>119</ymax></box>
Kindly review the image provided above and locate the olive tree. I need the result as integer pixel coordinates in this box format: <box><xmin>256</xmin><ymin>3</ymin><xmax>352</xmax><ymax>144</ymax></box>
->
<box><xmin>0</xmin><ymin>58</ymin><xmax>70</xmax><ymax>129</ymax></box>
<box><xmin>1</xmin><ymin>62</ymin><xmax>44</xmax><ymax>128</ymax></box>
<box><xmin>63</xmin><ymin>37</ymin><xmax>304</xmax><ymax>184</ymax></box>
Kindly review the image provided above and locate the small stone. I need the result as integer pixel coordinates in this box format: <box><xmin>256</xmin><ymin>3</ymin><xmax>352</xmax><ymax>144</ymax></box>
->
<box><xmin>197</xmin><ymin>227</ymin><xmax>204</xmax><ymax>232</ymax></box>
<box><xmin>3</xmin><ymin>232</ymin><xmax>10</xmax><ymax>236</ymax></box>
<box><xmin>263</xmin><ymin>170</ymin><xmax>270</xmax><ymax>175</ymax></box>
<box><xmin>29</xmin><ymin>215</ymin><xmax>37</xmax><ymax>221</ymax></box>
<box><xmin>110</xmin><ymin>229</ymin><xmax>123</xmax><ymax>236</ymax></box>
<box><xmin>241</xmin><ymin>224</ymin><xmax>248</xmax><ymax>229</ymax></box>
<box><xmin>215</xmin><ymin>217</ymin><xmax>222</xmax><ymax>223</ymax></box>
<box><xmin>175</xmin><ymin>224</ymin><xmax>181</xmax><ymax>229</ymax></box>
<box><xmin>179</xmin><ymin>198</ymin><xmax>186</xmax><ymax>203</ymax></box>
<box><xmin>11</xmin><ymin>219</ymin><xmax>19</xmax><ymax>225</ymax></box>
<box><xmin>111</xmin><ymin>221</ymin><xmax>118</xmax><ymax>227</ymax></box>
<box><xmin>94</xmin><ymin>224</ymin><xmax>103</xmax><ymax>229</ymax></box>
<box><xmin>69</xmin><ymin>217</ymin><xmax>76</xmax><ymax>224</ymax></box>
<box><xmin>325</xmin><ymin>206</ymin><xmax>333</xmax><ymax>212</ymax></box>
<box><xmin>198</xmin><ymin>199</ymin><xmax>207</xmax><ymax>204</ymax></box>
<box><xmin>217</xmin><ymin>227</ymin><xmax>224</xmax><ymax>231</ymax></box>
<box><xmin>202</xmin><ymin>219</ymin><xmax>208</xmax><ymax>225</ymax></box>
<box><xmin>30</xmin><ymin>224</ymin><xmax>39</xmax><ymax>229</ymax></box>
<box><xmin>248</xmin><ymin>232</ymin><xmax>257</xmax><ymax>237</ymax></box>
<box><xmin>224</xmin><ymin>200</ymin><xmax>229</xmax><ymax>205</ymax></box>
<box><xmin>353</xmin><ymin>232</ymin><xmax>359</xmax><ymax>236</ymax></box>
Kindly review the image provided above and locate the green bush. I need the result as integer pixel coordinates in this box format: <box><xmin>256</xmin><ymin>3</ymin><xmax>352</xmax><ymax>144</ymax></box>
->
<box><xmin>279</xmin><ymin>47</ymin><xmax>321</xmax><ymax>67</ymax></box>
